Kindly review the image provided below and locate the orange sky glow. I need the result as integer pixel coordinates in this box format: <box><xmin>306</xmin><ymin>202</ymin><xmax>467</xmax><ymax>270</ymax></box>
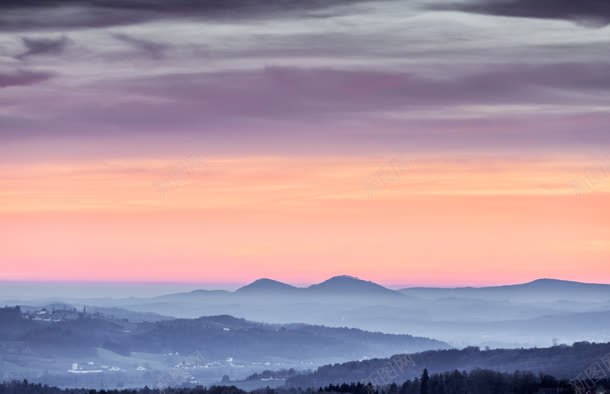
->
<box><xmin>1</xmin><ymin>154</ymin><xmax>609</xmax><ymax>287</ymax></box>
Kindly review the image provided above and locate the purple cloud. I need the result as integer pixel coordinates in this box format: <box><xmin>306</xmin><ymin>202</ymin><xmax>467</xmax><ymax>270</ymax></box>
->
<box><xmin>0</xmin><ymin>70</ymin><xmax>54</xmax><ymax>88</ymax></box>
<box><xmin>16</xmin><ymin>36</ymin><xmax>70</xmax><ymax>60</ymax></box>
<box><xmin>0</xmin><ymin>0</ymin><xmax>371</xmax><ymax>31</ymax></box>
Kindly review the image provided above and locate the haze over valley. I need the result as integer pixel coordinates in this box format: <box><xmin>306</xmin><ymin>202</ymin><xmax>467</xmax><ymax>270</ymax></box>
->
<box><xmin>3</xmin><ymin>275</ymin><xmax>610</xmax><ymax>389</ymax></box>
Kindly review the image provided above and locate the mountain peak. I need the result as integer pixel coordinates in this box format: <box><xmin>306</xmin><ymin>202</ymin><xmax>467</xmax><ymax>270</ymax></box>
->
<box><xmin>235</xmin><ymin>278</ymin><xmax>298</xmax><ymax>294</ymax></box>
<box><xmin>308</xmin><ymin>275</ymin><xmax>401</xmax><ymax>296</ymax></box>
<box><xmin>529</xmin><ymin>278</ymin><xmax>564</xmax><ymax>284</ymax></box>
<box><xmin>323</xmin><ymin>275</ymin><xmax>361</xmax><ymax>283</ymax></box>
<box><xmin>522</xmin><ymin>278</ymin><xmax>603</xmax><ymax>288</ymax></box>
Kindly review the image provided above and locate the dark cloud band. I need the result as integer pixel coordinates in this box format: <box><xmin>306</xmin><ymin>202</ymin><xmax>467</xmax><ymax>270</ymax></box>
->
<box><xmin>433</xmin><ymin>0</ymin><xmax>610</xmax><ymax>26</ymax></box>
<box><xmin>111</xmin><ymin>33</ymin><xmax>167</xmax><ymax>59</ymax></box>
<box><xmin>0</xmin><ymin>0</ymin><xmax>368</xmax><ymax>31</ymax></box>
<box><xmin>16</xmin><ymin>36</ymin><xmax>70</xmax><ymax>60</ymax></box>
<box><xmin>0</xmin><ymin>70</ymin><xmax>54</xmax><ymax>88</ymax></box>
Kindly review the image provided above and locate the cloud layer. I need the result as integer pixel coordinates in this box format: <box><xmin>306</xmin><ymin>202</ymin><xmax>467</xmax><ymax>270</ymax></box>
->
<box><xmin>433</xmin><ymin>0</ymin><xmax>610</xmax><ymax>26</ymax></box>
<box><xmin>1</xmin><ymin>0</ymin><xmax>609</xmax><ymax>160</ymax></box>
<box><xmin>0</xmin><ymin>0</ymin><xmax>368</xmax><ymax>31</ymax></box>
<box><xmin>0</xmin><ymin>70</ymin><xmax>54</xmax><ymax>88</ymax></box>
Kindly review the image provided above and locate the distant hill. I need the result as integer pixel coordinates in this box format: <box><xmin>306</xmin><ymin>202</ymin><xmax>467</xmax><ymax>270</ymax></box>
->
<box><xmin>163</xmin><ymin>276</ymin><xmax>610</xmax><ymax>301</ymax></box>
<box><xmin>235</xmin><ymin>278</ymin><xmax>301</xmax><ymax>295</ymax></box>
<box><xmin>286</xmin><ymin>342</ymin><xmax>610</xmax><ymax>388</ymax></box>
<box><xmin>19</xmin><ymin>304</ymin><xmax>172</xmax><ymax>323</ymax></box>
<box><xmin>399</xmin><ymin>278</ymin><xmax>610</xmax><ymax>301</ymax></box>
<box><xmin>131</xmin><ymin>315</ymin><xmax>448</xmax><ymax>361</ymax></box>
<box><xmin>307</xmin><ymin>276</ymin><xmax>401</xmax><ymax>297</ymax></box>
<box><xmin>67</xmin><ymin>276</ymin><xmax>610</xmax><ymax>348</ymax></box>
<box><xmin>0</xmin><ymin>307</ymin><xmax>448</xmax><ymax>361</ymax></box>
<box><xmin>233</xmin><ymin>275</ymin><xmax>403</xmax><ymax>297</ymax></box>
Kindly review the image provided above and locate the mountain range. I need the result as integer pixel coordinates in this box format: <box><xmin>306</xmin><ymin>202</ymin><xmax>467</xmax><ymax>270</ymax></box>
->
<box><xmin>204</xmin><ymin>276</ymin><xmax>610</xmax><ymax>299</ymax></box>
<box><xmin>136</xmin><ymin>275</ymin><xmax>610</xmax><ymax>302</ymax></box>
<box><xmin>7</xmin><ymin>276</ymin><xmax>610</xmax><ymax>349</ymax></box>
<box><xmin>200</xmin><ymin>275</ymin><xmax>402</xmax><ymax>297</ymax></box>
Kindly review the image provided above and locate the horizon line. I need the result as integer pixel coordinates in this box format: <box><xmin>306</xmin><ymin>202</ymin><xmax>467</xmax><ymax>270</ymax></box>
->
<box><xmin>0</xmin><ymin>275</ymin><xmax>608</xmax><ymax>290</ymax></box>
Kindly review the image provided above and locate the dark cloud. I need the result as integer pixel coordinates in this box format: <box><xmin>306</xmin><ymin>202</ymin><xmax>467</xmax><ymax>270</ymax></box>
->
<box><xmin>120</xmin><ymin>63</ymin><xmax>609</xmax><ymax>114</ymax></box>
<box><xmin>111</xmin><ymin>33</ymin><xmax>167</xmax><ymax>59</ymax></box>
<box><xmin>433</xmin><ymin>0</ymin><xmax>610</xmax><ymax>26</ymax></box>
<box><xmin>12</xmin><ymin>63</ymin><xmax>606</xmax><ymax>132</ymax></box>
<box><xmin>0</xmin><ymin>70</ymin><xmax>54</xmax><ymax>88</ymax></box>
<box><xmin>0</xmin><ymin>0</ymin><xmax>367</xmax><ymax>31</ymax></box>
<box><xmin>3</xmin><ymin>64</ymin><xmax>610</xmax><ymax>155</ymax></box>
<box><xmin>16</xmin><ymin>36</ymin><xmax>70</xmax><ymax>60</ymax></box>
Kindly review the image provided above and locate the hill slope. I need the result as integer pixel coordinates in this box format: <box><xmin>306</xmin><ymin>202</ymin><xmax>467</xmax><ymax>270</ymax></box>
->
<box><xmin>286</xmin><ymin>342</ymin><xmax>610</xmax><ymax>387</ymax></box>
<box><xmin>0</xmin><ymin>307</ymin><xmax>448</xmax><ymax>361</ymax></box>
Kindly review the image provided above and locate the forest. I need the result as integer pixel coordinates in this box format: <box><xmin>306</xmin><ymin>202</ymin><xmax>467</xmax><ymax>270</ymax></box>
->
<box><xmin>1</xmin><ymin>368</ymin><xmax>605</xmax><ymax>394</ymax></box>
<box><xmin>286</xmin><ymin>343</ymin><xmax>610</xmax><ymax>387</ymax></box>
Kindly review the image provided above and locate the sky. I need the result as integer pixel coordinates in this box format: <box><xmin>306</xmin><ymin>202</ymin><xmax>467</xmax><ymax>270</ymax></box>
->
<box><xmin>1</xmin><ymin>0</ymin><xmax>609</xmax><ymax>287</ymax></box>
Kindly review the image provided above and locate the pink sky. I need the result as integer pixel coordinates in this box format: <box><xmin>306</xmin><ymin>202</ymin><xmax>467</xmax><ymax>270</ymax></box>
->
<box><xmin>1</xmin><ymin>154</ymin><xmax>609</xmax><ymax>287</ymax></box>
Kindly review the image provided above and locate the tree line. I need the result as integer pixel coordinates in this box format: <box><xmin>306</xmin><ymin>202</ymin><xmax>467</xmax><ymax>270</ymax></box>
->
<box><xmin>3</xmin><ymin>368</ymin><xmax>609</xmax><ymax>394</ymax></box>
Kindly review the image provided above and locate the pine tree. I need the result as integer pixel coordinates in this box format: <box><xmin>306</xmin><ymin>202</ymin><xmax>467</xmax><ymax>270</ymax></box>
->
<box><xmin>420</xmin><ymin>369</ymin><xmax>429</xmax><ymax>394</ymax></box>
